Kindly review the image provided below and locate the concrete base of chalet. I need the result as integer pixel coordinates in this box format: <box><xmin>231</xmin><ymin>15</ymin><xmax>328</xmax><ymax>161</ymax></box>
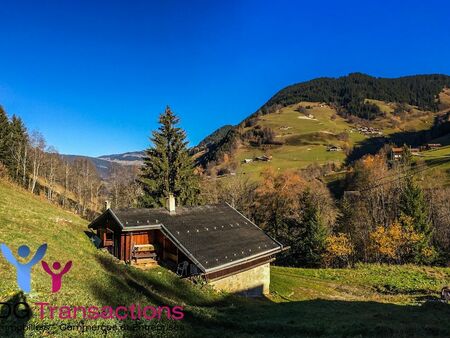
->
<box><xmin>209</xmin><ymin>263</ymin><xmax>270</xmax><ymax>297</ymax></box>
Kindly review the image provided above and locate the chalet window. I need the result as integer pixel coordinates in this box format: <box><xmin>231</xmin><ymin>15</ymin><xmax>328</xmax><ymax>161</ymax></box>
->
<box><xmin>105</xmin><ymin>232</ymin><xmax>113</xmax><ymax>241</ymax></box>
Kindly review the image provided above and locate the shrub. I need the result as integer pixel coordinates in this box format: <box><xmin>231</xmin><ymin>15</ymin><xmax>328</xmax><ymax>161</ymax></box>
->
<box><xmin>0</xmin><ymin>162</ymin><xmax>10</xmax><ymax>180</ymax></box>
<box><xmin>369</xmin><ymin>216</ymin><xmax>436</xmax><ymax>264</ymax></box>
<box><xmin>324</xmin><ymin>233</ymin><xmax>354</xmax><ymax>267</ymax></box>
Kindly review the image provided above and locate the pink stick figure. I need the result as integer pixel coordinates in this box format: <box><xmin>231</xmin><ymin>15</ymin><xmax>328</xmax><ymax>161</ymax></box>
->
<box><xmin>41</xmin><ymin>261</ymin><xmax>72</xmax><ymax>293</ymax></box>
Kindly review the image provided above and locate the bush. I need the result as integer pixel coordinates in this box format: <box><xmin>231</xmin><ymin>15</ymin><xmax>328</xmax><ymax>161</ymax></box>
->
<box><xmin>217</xmin><ymin>167</ymin><xmax>231</xmax><ymax>176</ymax></box>
<box><xmin>0</xmin><ymin>162</ymin><xmax>10</xmax><ymax>180</ymax></box>
<box><xmin>337</xmin><ymin>132</ymin><xmax>349</xmax><ymax>141</ymax></box>
<box><xmin>369</xmin><ymin>216</ymin><xmax>436</xmax><ymax>264</ymax></box>
<box><xmin>244</xmin><ymin>117</ymin><xmax>258</xmax><ymax>128</ymax></box>
<box><xmin>324</xmin><ymin>233</ymin><xmax>354</xmax><ymax>267</ymax></box>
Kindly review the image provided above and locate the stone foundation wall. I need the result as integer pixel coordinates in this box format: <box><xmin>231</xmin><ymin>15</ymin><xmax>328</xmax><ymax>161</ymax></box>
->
<box><xmin>209</xmin><ymin>263</ymin><xmax>270</xmax><ymax>296</ymax></box>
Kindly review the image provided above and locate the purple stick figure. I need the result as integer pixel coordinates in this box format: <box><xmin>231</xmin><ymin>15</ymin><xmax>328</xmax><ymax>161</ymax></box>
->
<box><xmin>41</xmin><ymin>261</ymin><xmax>72</xmax><ymax>293</ymax></box>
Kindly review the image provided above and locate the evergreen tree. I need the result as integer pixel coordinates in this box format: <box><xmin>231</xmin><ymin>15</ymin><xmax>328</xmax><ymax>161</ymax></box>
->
<box><xmin>281</xmin><ymin>191</ymin><xmax>328</xmax><ymax>267</ymax></box>
<box><xmin>401</xmin><ymin>144</ymin><xmax>413</xmax><ymax>166</ymax></box>
<box><xmin>8</xmin><ymin>115</ymin><xmax>28</xmax><ymax>181</ymax></box>
<box><xmin>399</xmin><ymin>176</ymin><xmax>433</xmax><ymax>263</ymax></box>
<box><xmin>0</xmin><ymin>106</ymin><xmax>11</xmax><ymax>169</ymax></box>
<box><xmin>297</xmin><ymin>191</ymin><xmax>329</xmax><ymax>267</ymax></box>
<box><xmin>140</xmin><ymin>106</ymin><xmax>200</xmax><ymax>207</ymax></box>
<box><xmin>399</xmin><ymin>176</ymin><xmax>430</xmax><ymax>236</ymax></box>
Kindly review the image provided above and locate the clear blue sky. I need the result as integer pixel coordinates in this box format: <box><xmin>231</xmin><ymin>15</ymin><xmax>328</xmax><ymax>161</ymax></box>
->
<box><xmin>0</xmin><ymin>0</ymin><xmax>449</xmax><ymax>157</ymax></box>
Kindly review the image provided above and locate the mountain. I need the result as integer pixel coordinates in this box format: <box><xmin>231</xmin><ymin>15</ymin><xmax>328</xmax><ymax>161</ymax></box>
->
<box><xmin>98</xmin><ymin>151</ymin><xmax>145</xmax><ymax>165</ymax></box>
<box><xmin>62</xmin><ymin>151</ymin><xmax>144</xmax><ymax>179</ymax></box>
<box><xmin>258</xmin><ymin>73</ymin><xmax>450</xmax><ymax>119</ymax></box>
<box><xmin>195</xmin><ymin>125</ymin><xmax>234</xmax><ymax>149</ymax></box>
<box><xmin>194</xmin><ymin>73</ymin><xmax>450</xmax><ymax>177</ymax></box>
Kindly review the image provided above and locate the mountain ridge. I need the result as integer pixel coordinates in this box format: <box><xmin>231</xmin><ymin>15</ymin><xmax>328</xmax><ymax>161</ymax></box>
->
<box><xmin>194</xmin><ymin>73</ymin><xmax>450</xmax><ymax>175</ymax></box>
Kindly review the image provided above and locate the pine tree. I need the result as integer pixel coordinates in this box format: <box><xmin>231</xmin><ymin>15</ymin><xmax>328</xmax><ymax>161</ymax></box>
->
<box><xmin>8</xmin><ymin>115</ymin><xmax>29</xmax><ymax>181</ymax></box>
<box><xmin>399</xmin><ymin>176</ymin><xmax>433</xmax><ymax>263</ymax></box>
<box><xmin>140</xmin><ymin>106</ymin><xmax>200</xmax><ymax>207</ymax></box>
<box><xmin>282</xmin><ymin>191</ymin><xmax>328</xmax><ymax>267</ymax></box>
<box><xmin>399</xmin><ymin>176</ymin><xmax>430</xmax><ymax>236</ymax></box>
<box><xmin>0</xmin><ymin>106</ymin><xmax>11</xmax><ymax>169</ymax></box>
<box><xmin>297</xmin><ymin>191</ymin><xmax>329</xmax><ymax>267</ymax></box>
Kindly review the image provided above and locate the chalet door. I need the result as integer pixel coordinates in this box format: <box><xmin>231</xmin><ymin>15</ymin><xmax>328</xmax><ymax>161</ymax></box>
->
<box><xmin>131</xmin><ymin>231</ymin><xmax>152</xmax><ymax>245</ymax></box>
<box><xmin>103</xmin><ymin>229</ymin><xmax>115</xmax><ymax>256</ymax></box>
<box><xmin>114</xmin><ymin>234</ymin><xmax>119</xmax><ymax>258</ymax></box>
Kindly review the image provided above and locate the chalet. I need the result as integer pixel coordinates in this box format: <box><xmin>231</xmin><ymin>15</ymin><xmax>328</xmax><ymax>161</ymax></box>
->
<box><xmin>391</xmin><ymin>147</ymin><xmax>404</xmax><ymax>160</ymax></box>
<box><xmin>255</xmin><ymin>155</ymin><xmax>272</xmax><ymax>162</ymax></box>
<box><xmin>427</xmin><ymin>143</ymin><xmax>442</xmax><ymax>150</ymax></box>
<box><xmin>88</xmin><ymin>195</ymin><xmax>286</xmax><ymax>296</ymax></box>
<box><xmin>327</xmin><ymin>145</ymin><xmax>342</xmax><ymax>152</ymax></box>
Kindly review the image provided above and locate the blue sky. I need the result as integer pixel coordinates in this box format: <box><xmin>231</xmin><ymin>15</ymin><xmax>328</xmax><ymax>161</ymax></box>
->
<box><xmin>0</xmin><ymin>0</ymin><xmax>449</xmax><ymax>156</ymax></box>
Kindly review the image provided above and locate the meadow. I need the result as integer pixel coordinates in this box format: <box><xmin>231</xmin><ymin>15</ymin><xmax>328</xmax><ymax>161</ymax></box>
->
<box><xmin>233</xmin><ymin>100</ymin><xmax>438</xmax><ymax>180</ymax></box>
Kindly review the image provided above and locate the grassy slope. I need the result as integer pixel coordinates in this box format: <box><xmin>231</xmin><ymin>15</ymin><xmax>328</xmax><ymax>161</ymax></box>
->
<box><xmin>234</xmin><ymin>100</ymin><xmax>436</xmax><ymax>180</ymax></box>
<box><xmin>235</xmin><ymin>103</ymin><xmax>356</xmax><ymax>179</ymax></box>
<box><xmin>1</xmin><ymin>180</ymin><xmax>450</xmax><ymax>337</ymax></box>
<box><xmin>413</xmin><ymin>145</ymin><xmax>450</xmax><ymax>184</ymax></box>
<box><xmin>0</xmin><ymin>179</ymin><xmax>220</xmax><ymax>337</ymax></box>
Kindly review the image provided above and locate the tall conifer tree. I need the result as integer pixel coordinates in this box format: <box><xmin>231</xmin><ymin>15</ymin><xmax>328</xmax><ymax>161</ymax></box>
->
<box><xmin>399</xmin><ymin>176</ymin><xmax>433</xmax><ymax>263</ymax></box>
<box><xmin>399</xmin><ymin>176</ymin><xmax>430</xmax><ymax>236</ymax></box>
<box><xmin>0</xmin><ymin>106</ymin><xmax>11</xmax><ymax>168</ymax></box>
<box><xmin>140</xmin><ymin>106</ymin><xmax>200</xmax><ymax>207</ymax></box>
<box><xmin>297</xmin><ymin>191</ymin><xmax>328</xmax><ymax>267</ymax></box>
<box><xmin>8</xmin><ymin>115</ymin><xmax>28</xmax><ymax>181</ymax></box>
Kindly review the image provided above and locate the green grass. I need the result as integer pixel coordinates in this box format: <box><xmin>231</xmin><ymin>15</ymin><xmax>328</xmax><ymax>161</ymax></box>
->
<box><xmin>235</xmin><ymin>104</ymin><xmax>357</xmax><ymax>179</ymax></box>
<box><xmin>1</xmin><ymin>180</ymin><xmax>450</xmax><ymax>337</ymax></box>
<box><xmin>231</xmin><ymin>101</ymin><xmax>437</xmax><ymax>180</ymax></box>
<box><xmin>412</xmin><ymin>145</ymin><xmax>450</xmax><ymax>183</ymax></box>
<box><xmin>236</xmin><ymin>145</ymin><xmax>345</xmax><ymax>180</ymax></box>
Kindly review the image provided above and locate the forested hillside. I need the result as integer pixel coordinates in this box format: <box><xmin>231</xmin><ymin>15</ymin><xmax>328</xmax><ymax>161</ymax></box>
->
<box><xmin>259</xmin><ymin>73</ymin><xmax>450</xmax><ymax>119</ymax></box>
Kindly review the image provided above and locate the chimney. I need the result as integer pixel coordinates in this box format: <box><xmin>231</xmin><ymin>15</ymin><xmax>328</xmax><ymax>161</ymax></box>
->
<box><xmin>104</xmin><ymin>200</ymin><xmax>111</xmax><ymax>210</ymax></box>
<box><xmin>166</xmin><ymin>194</ymin><xmax>176</xmax><ymax>214</ymax></box>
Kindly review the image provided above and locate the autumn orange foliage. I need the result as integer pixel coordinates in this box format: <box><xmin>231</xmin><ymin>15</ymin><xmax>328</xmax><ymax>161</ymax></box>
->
<box><xmin>369</xmin><ymin>216</ymin><xmax>433</xmax><ymax>263</ymax></box>
<box><xmin>324</xmin><ymin>233</ymin><xmax>354</xmax><ymax>267</ymax></box>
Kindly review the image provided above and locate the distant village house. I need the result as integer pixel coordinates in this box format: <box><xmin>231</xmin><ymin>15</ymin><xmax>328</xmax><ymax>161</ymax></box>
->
<box><xmin>391</xmin><ymin>147</ymin><xmax>404</xmax><ymax>160</ymax></box>
<box><xmin>255</xmin><ymin>155</ymin><xmax>272</xmax><ymax>162</ymax></box>
<box><xmin>327</xmin><ymin>145</ymin><xmax>342</xmax><ymax>152</ymax></box>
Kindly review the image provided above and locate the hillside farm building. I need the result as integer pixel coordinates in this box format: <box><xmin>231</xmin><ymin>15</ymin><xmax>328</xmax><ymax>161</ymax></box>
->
<box><xmin>88</xmin><ymin>196</ymin><xmax>286</xmax><ymax>296</ymax></box>
<box><xmin>391</xmin><ymin>147</ymin><xmax>404</xmax><ymax>160</ymax></box>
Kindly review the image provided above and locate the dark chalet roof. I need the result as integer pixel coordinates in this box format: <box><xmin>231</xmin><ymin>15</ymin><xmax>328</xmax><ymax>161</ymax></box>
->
<box><xmin>89</xmin><ymin>203</ymin><xmax>285</xmax><ymax>273</ymax></box>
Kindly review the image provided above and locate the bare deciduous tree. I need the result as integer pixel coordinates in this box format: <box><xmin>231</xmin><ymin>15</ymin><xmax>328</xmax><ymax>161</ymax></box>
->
<box><xmin>29</xmin><ymin>131</ymin><xmax>46</xmax><ymax>194</ymax></box>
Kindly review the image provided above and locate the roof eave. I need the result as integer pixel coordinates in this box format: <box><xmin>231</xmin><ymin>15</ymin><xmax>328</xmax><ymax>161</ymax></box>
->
<box><xmin>88</xmin><ymin>208</ymin><xmax>124</xmax><ymax>229</ymax></box>
<box><xmin>122</xmin><ymin>224</ymin><xmax>162</xmax><ymax>231</ymax></box>
<box><xmin>203</xmin><ymin>246</ymin><xmax>283</xmax><ymax>274</ymax></box>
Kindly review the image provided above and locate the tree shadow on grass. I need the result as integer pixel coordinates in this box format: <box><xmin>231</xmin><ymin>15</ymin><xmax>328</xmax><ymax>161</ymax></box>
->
<box><xmin>0</xmin><ymin>292</ymin><xmax>30</xmax><ymax>338</ymax></box>
<box><xmin>91</xmin><ymin>254</ymin><xmax>225</xmax><ymax>308</ymax></box>
<box><xmin>86</xmin><ymin>254</ymin><xmax>450</xmax><ymax>337</ymax></box>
